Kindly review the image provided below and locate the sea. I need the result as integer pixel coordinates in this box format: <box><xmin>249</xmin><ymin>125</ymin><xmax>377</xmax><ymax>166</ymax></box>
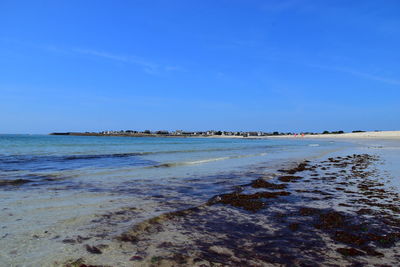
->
<box><xmin>0</xmin><ymin>134</ymin><xmax>398</xmax><ymax>266</ymax></box>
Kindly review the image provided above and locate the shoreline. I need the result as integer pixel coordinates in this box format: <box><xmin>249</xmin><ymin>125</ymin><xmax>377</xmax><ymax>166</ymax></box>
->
<box><xmin>62</xmin><ymin>149</ymin><xmax>400</xmax><ymax>266</ymax></box>
<box><xmin>49</xmin><ymin>130</ymin><xmax>400</xmax><ymax>140</ymax></box>
<box><xmin>2</xmin><ymin>136</ymin><xmax>400</xmax><ymax>266</ymax></box>
<box><xmin>271</xmin><ymin>131</ymin><xmax>400</xmax><ymax>140</ymax></box>
<box><xmin>208</xmin><ymin>130</ymin><xmax>400</xmax><ymax>140</ymax></box>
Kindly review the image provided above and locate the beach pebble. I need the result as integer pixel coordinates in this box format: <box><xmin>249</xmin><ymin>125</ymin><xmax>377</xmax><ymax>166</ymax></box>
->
<box><xmin>129</xmin><ymin>255</ymin><xmax>144</xmax><ymax>261</ymax></box>
<box><xmin>85</xmin><ymin>245</ymin><xmax>102</xmax><ymax>254</ymax></box>
<box><xmin>62</xmin><ymin>238</ymin><xmax>76</xmax><ymax>244</ymax></box>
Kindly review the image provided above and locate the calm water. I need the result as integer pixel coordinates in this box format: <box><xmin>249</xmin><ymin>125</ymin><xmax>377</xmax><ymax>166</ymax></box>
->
<box><xmin>0</xmin><ymin>135</ymin><xmax>354</xmax><ymax>266</ymax></box>
<box><xmin>0</xmin><ymin>134</ymin><xmax>345</xmax><ymax>192</ymax></box>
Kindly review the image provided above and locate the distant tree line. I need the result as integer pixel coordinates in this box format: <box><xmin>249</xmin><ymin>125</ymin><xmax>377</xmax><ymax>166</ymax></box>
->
<box><xmin>322</xmin><ymin>130</ymin><xmax>344</xmax><ymax>134</ymax></box>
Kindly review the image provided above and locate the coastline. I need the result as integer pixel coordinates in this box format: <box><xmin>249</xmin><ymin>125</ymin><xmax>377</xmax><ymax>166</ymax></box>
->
<box><xmin>49</xmin><ymin>130</ymin><xmax>400</xmax><ymax>140</ymax></box>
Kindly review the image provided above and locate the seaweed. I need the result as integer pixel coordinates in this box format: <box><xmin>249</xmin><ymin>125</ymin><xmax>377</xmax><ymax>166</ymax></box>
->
<box><xmin>212</xmin><ymin>191</ymin><xmax>291</xmax><ymax>212</ymax></box>
<box><xmin>0</xmin><ymin>179</ymin><xmax>32</xmax><ymax>186</ymax></box>
<box><xmin>278</xmin><ymin>176</ymin><xmax>302</xmax><ymax>182</ymax></box>
<box><xmin>251</xmin><ymin>178</ymin><xmax>287</xmax><ymax>189</ymax></box>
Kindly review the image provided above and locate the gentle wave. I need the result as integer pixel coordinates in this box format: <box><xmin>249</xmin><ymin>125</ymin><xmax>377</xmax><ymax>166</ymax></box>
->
<box><xmin>0</xmin><ymin>153</ymin><xmax>143</xmax><ymax>163</ymax></box>
<box><xmin>0</xmin><ymin>146</ymin><xmax>271</xmax><ymax>164</ymax></box>
<box><xmin>0</xmin><ymin>173</ymin><xmax>68</xmax><ymax>187</ymax></box>
<box><xmin>63</xmin><ymin>153</ymin><xmax>142</xmax><ymax>160</ymax></box>
<box><xmin>151</xmin><ymin>153</ymin><xmax>268</xmax><ymax>168</ymax></box>
<box><xmin>0</xmin><ymin>154</ymin><xmax>156</xmax><ymax>172</ymax></box>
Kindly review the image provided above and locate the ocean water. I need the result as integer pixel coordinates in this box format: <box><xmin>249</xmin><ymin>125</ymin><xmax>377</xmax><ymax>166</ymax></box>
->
<box><xmin>0</xmin><ymin>135</ymin><xmax>356</xmax><ymax>266</ymax></box>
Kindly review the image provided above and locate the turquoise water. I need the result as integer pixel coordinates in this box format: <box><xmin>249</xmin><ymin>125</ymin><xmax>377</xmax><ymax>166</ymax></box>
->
<box><xmin>0</xmin><ymin>135</ymin><xmax>343</xmax><ymax>194</ymax></box>
<box><xmin>0</xmin><ymin>135</ymin><xmax>348</xmax><ymax>266</ymax></box>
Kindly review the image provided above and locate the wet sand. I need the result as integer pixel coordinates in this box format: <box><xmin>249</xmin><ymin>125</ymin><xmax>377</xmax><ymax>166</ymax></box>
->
<box><xmin>209</xmin><ymin>130</ymin><xmax>400</xmax><ymax>140</ymax></box>
<box><xmin>60</xmin><ymin>143</ymin><xmax>400</xmax><ymax>266</ymax></box>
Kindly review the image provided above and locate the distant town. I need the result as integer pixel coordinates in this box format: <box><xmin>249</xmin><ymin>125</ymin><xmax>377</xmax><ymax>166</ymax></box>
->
<box><xmin>50</xmin><ymin>129</ymin><xmax>367</xmax><ymax>137</ymax></box>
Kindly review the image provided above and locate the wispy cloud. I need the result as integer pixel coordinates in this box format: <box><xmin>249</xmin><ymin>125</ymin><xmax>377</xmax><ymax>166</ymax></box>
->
<box><xmin>338</xmin><ymin>68</ymin><xmax>400</xmax><ymax>86</ymax></box>
<box><xmin>309</xmin><ymin>64</ymin><xmax>400</xmax><ymax>86</ymax></box>
<box><xmin>72</xmin><ymin>48</ymin><xmax>184</xmax><ymax>74</ymax></box>
<box><xmin>0</xmin><ymin>38</ymin><xmax>183</xmax><ymax>75</ymax></box>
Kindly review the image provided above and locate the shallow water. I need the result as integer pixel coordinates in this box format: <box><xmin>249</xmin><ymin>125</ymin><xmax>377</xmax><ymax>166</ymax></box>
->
<box><xmin>1</xmin><ymin>135</ymin><xmax>397</xmax><ymax>266</ymax></box>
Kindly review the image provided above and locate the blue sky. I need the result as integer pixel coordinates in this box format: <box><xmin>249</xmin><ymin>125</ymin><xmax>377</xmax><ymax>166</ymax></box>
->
<box><xmin>1</xmin><ymin>0</ymin><xmax>399</xmax><ymax>134</ymax></box>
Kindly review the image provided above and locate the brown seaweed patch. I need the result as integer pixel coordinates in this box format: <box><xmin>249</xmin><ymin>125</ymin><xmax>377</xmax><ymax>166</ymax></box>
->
<box><xmin>62</xmin><ymin>238</ymin><xmax>76</xmax><ymax>244</ymax></box>
<box><xmin>251</xmin><ymin>178</ymin><xmax>287</xmax><ymax>189</ymax></box>
<box><xmin>64</xmin><ymin>258</ymin><xmax>108</xmax><ymax>267</ymax></box>
<box><xmin>85</xmin><ymin>245</ymin><xmax>102</xmax><ymax>254</ymax></box>
<box><xmin>299</xmin><ymin>207</ymin><xmax>320</xmax><ymax>216</ymax></box>
<box><xmin>315</xmin><ymin>211</ymin><xmax>346</xmax><ymax>229</ymax></box>
<box><xmin>357</xmin><ymin>208</ymin><xmax>375</xmax><ymax>215</ymax></box>
<box><xmin>295</xmin><ymin>189</ymin><xmax>333</xmax><ymax>196</ymax></box>
<box><xmin>278</xmin><ymin>176</ymin><xmax>302</xmax><ymax>182</ymax></box>
<box><xmin>297</xmin><ymin>204</ymin><xmax>399</xmax><ymax>256</ymax></box>
<box><xmin>62</xmin><ymin>235</ymin><xmax>90</xmax><ymax>245</ymax></box>
<box><xmin>129</xmin><ymin>255</ymin><xmax>144</xmax><ymax>261</ymax></box>
<box><xmin>168</xmin><ymin>253</ymin><xmax>189</xmax><ymax>264</ymax></box>
<box><xmin>288</xmin><ymin>223</ymin><xmax>300</xmax><ymax>231</ymax></box>
<box><xmin>361</xmin><ymin>246</ymin><xmax>384</xmax><ymax>257</ymax></box>
<box><xmin>117</xmin><ymin>206</ymin><xmax>204</xmax><ymax>243</ymax></box>
<box><xmin>278</xmin><ymin>161</ymin><xmax>309</xmax><ymax>174</ymax></box>
<box><xmin>333</xmin><ymin>231</ymin><xmax>366</xmax><ymax>246</ymax></box>
<box><xmin>357</xmin><ymin>199</ymin><xmax>400</xmax><ymax>213</ymax></box>
<box><xmin>369</xmin><ymin>233</ymin><xmax>400</xmax><ymax>248</ymax></box>
<box><xmin>118</xmin><ymin>233</ymin><xmax>139</xmax><ymax>243</ymax></box>
<box><xmin>0</xmin><ymin>179</ymin><xmax>32</xmax><ymax>186</ymax></box>
<box><xmin>336</xmin><ymin>247</ymin><xmax>365</xmax><ymax>257</ymax></box>
<box><xmin>211</xmin><ymin>191</ymin><xmax>290</xmax><ymax>212</ymax></box>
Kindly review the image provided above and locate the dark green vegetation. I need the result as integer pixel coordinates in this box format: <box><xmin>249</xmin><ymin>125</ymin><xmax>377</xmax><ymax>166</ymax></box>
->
<box><xmin>322</xmin><ymin>130</ymin><xmax>345</xmax><ymax>134</ymax></box>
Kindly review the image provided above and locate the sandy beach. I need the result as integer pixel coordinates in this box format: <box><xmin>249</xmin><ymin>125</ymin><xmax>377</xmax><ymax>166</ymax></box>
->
<box><xmin>174</xmin><ymin>130</ymin><xmax>400</xmax><ymax>140</ymax></box>
<box><xmin>1</xmin><ymin>135</ymin><xmax>400</xmax><ymax>266</ymax></box>
<box><xmin>207</xmin><ymin>130</ymin><xmax>400</xmax><ymax>140</ymax></box>
<box><xmin>301</xmin><ymin>131</ymin><xmax>400</xmax><ymax>140</ymax></box>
